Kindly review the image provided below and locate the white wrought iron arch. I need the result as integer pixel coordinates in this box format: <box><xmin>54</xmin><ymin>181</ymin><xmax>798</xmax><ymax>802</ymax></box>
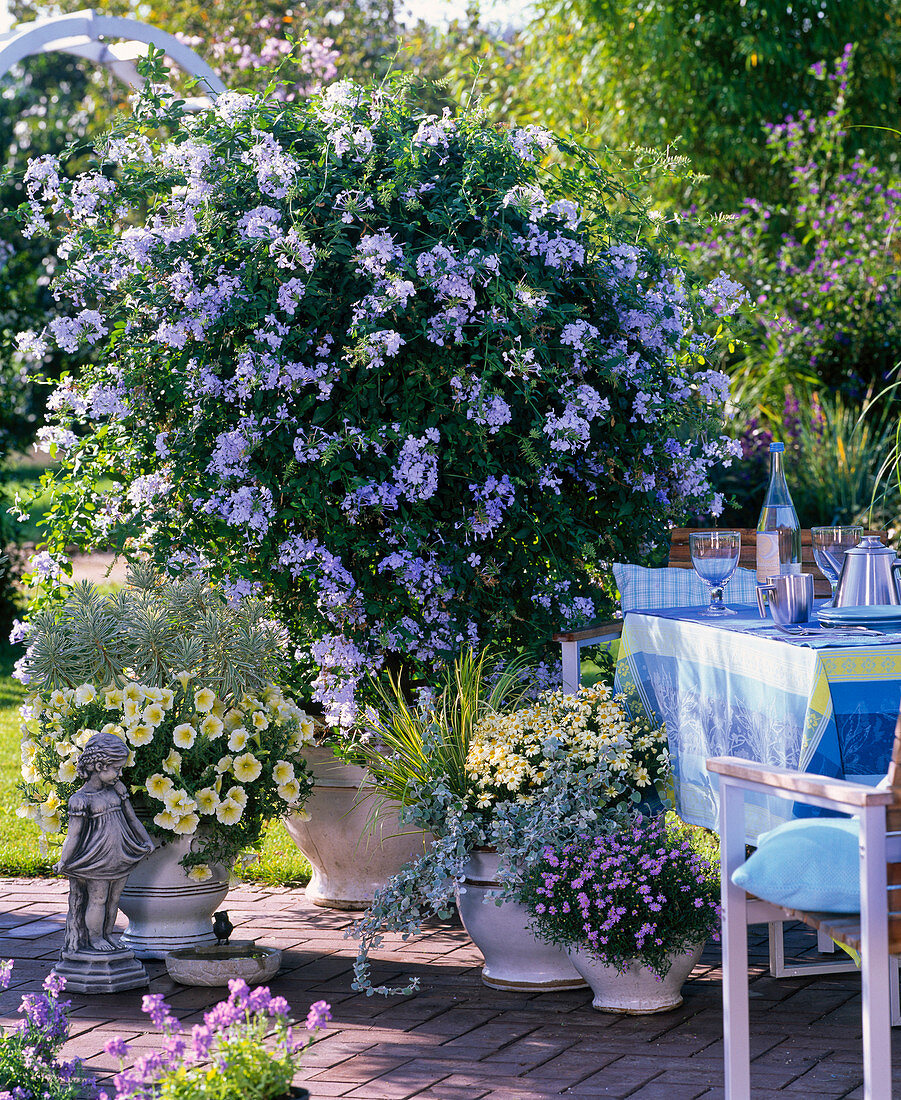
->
<box><xmin>0</xmin><ymin>5</ymin><xmax>225</xmax><ymax>100</ymax></box>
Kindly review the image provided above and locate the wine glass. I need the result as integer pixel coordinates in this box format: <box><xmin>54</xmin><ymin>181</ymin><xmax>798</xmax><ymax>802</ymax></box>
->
<box><xmin>811</xmin><ymin>525</ymin><xmax>863</xmax><ymax>607</ymax></box>
<box><xmin>689</xmin><ymin>531</ymin><xmax>741</xmax><ymax>617</ymax></box>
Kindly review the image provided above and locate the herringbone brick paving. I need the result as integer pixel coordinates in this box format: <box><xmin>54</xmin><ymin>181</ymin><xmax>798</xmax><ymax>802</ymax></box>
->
<box><xmin>1</xmin><ymin>876</ymin><xmax>899</xmax><ymax>1098</ymax></box>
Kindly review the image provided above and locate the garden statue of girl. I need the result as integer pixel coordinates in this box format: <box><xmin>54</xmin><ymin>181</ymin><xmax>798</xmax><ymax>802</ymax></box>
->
<box><xmin>57</xmin><ymin>730</ymin><xmax>155</xmax><ymax>953</ymax></box>
<box><xmin>52</xmin><ymin>731</ymin><xmax>153</xmax><ymax>992</ymax></box>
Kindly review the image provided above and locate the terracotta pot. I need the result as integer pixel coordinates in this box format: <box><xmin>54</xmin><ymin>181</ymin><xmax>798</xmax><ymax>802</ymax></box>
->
<box><xmin>284</xmin><ymin>745</ymin><xmax>431</xmax><ymax>910</ymax></box>
<box><xmin>455</xmin><ymin>850</ymin><xmax>587</xmax><ymax>992</ymax></box>
<box><xmin>118</xmin><ymin>833</ymin><xmax>230</xmax><ymax>960</ymax></box>
<box><xmin>566</xmin><ymin>942</ymin><xmax>704</xmax><ymax>1014</ymax></box>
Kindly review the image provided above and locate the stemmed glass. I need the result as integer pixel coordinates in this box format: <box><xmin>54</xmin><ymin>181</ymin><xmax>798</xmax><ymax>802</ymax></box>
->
<box><xmin>811</xmin><ymin>525</ymin><xmax>863</xmax><ymax>607</ymax></box>
<box><xmin>689</xmin><ymin>531</ymin><xmax>741</xmax><ymax>617</ymax></box>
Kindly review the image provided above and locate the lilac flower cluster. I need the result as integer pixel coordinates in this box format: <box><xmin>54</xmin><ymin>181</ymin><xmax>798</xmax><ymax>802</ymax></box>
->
<box><xmin>519</xmin><ymin>817</ymin><xmax>720</xmax><ymax>979</ymax></box>
<box><xmin>102</xmin><ymin>981</ymin><xmax>331</xmax><ymax>1099</ymax></box>
<box><xmin>21</xmin><ymin>74</ymin><xmax>743</xmax><ymax>723</ymax></box>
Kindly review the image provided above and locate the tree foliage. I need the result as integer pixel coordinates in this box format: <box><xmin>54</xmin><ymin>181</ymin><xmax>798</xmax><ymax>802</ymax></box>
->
<box><xmin>432</xmin><ymin>0</ymin><xmax>901</xmax><ymax>209</ymax></box>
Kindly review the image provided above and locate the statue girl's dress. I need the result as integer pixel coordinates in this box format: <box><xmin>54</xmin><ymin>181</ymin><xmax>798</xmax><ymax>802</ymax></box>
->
<box><xmin>56</xmin><ymin>731</ymin><xmax>155</xmax><ymax>955</ymax></box>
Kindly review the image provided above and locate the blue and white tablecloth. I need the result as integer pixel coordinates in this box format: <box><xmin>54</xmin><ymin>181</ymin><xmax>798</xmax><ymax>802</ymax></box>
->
<box><xmin>613</xmin><ymin>605</ymin><xmax>901</xmax><ymax>843</ymax></box>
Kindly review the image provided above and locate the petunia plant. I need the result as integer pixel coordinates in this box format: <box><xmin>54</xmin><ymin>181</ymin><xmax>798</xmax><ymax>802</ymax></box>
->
<box><xmin>15</xmin><ymin>51</ymin><xmax>744</xmax><ymax>726</ymax></box>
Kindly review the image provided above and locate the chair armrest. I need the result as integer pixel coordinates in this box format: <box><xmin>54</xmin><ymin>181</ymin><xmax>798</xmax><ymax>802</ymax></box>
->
<box><xmin>707</xmin><ymin>755</ymin><xmax>896</xmax><ymax>809</ymax></box>
<box><xmin>553</xmin><ymin>621</ymin><xmax>624</xmax><ymax>643</ymax></box>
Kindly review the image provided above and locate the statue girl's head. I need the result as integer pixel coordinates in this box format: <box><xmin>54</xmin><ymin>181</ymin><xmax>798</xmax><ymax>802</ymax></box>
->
<box><xmin>75</xmin><ymin>731</ymin><xmax>130</xmax><ymax>780</ymax></box>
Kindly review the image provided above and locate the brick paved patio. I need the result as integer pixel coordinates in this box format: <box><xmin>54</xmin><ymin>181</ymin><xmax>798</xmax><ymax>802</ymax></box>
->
<box><xmin>1</xmin><ymin>876</ymin><xmax>899</xmax><ymax>1099</ymax></box>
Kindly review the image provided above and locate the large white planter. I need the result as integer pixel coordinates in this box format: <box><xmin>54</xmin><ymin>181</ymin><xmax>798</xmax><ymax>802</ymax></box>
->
<box><xmin>284</xmin><ymin>745</ymin><xmax>431</xmax><ymax>910</ymax></box>
<box><xmin>455</xmin><ymin>850</ymin><xmax>587</xmax><ymax>992</ymax></box>
<box><xmin>118</xmin><ymin>834</ymin><xmax>230</xmax><ymax>960</ymax></box>
<box><xmin>567</xmin><ymin>942</ymin><xmax>704</xmax><ymax>1014</ymax></box>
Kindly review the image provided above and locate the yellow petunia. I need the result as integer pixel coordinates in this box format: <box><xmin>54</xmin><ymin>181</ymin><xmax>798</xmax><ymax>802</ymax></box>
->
<box><xmin>215</xmin><ymin>798</ymin><xmax>243</xmax><ymax>825</ymax></box>
<box><xmin>104</xmin><ymin>688</ymin><xmax>123</xmax><ymax>709</ymax></box>
<box><xmin>272</xmin><ymin>760</ymin><xmax>295</xmax><ymax>785</ymax></box>
<box><xmin>158</xmin><ymin>688</ymin><xmax>175</xmax><ymax>710</ymax></box>
<box><xmin>172</xmin><ymin>723</ymin><xmax>197</xmax><ymax>749</ymax></box>
<box><xmin>153</xmin><ymin>809</ymin><xmax>179</xmax><ymax>830</ymax></box>
<box><xmin>123</xmin><ymin>698</ymin><xmax>142</xmax><ymax>722</ymax></box>
<box><xmin>250</xmin><ymin>710</ymin><xmax>269</xmax><ymax>731</ymax></box>
<box><xmin>173</xmin><ymin>813</ymin><xmax>200</xmax><ymax>835</ymax></box>
<box><xmin>162</xmin><ymin>749</ymin><xmax>182</xmax><ymax>775</ymax></box>
<box><xmin>227</xmin><ymin>727</ymin><xmax>248</xmax><ymax>752</ymax></box>
<box><xmin>195</xmin><ymin>787</ymin><xmax>219</xmax><ymax>814</ymax></box>
<box><xmin>225</xmin><ymin>785</ymin><xmax>248</xmax><ymax>809</ymax></box>
<box><xmin>187</xmin><ymin>864</ymin><xmax>212</xmax><ymax>883</ymax></box>
<box><xmin>194</xmin><ymin>687</ymin><xmax>216</xmax><ymax>713</ymax></box>
<box><xmin>176</xmin><ymin>670</ymin><xmax>192</xmax><ymax>690</ymax></box>
<box><xmin>232</xmin><ymin>754</ymin><xmax>262</xmax><ymax>783</ymax></box>
<box><xmin>57</xmin><ymin>760</ymin><xmax>76</xmax><ymax>783</ymax></box>
<box><xmin>146</xmin><ymin>773</ymin><xmax>174</xmax><ymax>799</ymax></box>
<box><xmin>277</xmin><ymin>779</ymin><xmax>301</xmax><ymax>803</ymax></box>
<box><xmin>127</xmin><ymin>724</ymin><xmax>154</xmax><ymax>748</ymax></box>
<box><xmin>123</xmin><ymin>682</ymin><xmax>145</xmax><ymax>704</ymax></box>
<box><xmin>74</xmin><ymin>683</ymin><xmax>97</xmax><ymax>705</ymax></box>
<box><xmin>216</xmin><ymin>755</ymin><xmax>233</xmax><ymax>774</ymax></box>
<box><xmin>200</xmin><ymin>715</ymin><xmax>224</xmax><ymax>739</ymax></box>
<box><xmin>143</xmin><ymin>703</ymin><xmax>165</xmax><ymax>728</ymax></box>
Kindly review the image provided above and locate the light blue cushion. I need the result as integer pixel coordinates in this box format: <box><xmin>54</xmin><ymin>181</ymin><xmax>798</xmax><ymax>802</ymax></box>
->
<box><xmin>731</xmin><ymin>817</ymin><xmax>860</xmax><ymax>913</ymax></box>
<box><xmin>612</xmin><ymin>562</ymin><xmax>759</xmax><ymax>613</ymax></box>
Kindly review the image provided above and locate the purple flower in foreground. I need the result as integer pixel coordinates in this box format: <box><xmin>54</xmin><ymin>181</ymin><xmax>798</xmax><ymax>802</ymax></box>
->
<box><xmin>104</xmin><ymin>1035</ymin><xmax>129</xmax><ymax>1059</ymax></box>
<box><xmin>305</xmin><ymin>999</ymin><xmax>332</xmax><ymax>1030</ymax></box>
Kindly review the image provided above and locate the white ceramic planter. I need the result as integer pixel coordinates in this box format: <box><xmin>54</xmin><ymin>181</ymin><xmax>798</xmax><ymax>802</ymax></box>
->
<box><xmin>118</xmin><ymin>834</ymin><xmax>230</xmax><ymax>960</ymax></box>
<box><xmin>455</xmin><ymin>850</ymin><xmax>587</xmax><ymax>992</ymax></box>
<box><xmin>567</xmin><ymin>941</ymin><xmax>704</xmax><ymax>1014</ymax></box>
<box><xmin>284</xmin><ymin>745</ymin><xmax>431</xmax><ymax>910</ymax></box>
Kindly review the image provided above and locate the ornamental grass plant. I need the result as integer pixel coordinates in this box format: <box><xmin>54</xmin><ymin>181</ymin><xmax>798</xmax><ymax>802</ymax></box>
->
<box><xmin>518</xmin><ymin>817</ymin><xmax>721</xmax><ymax>979</ymax></box>
<box><xmin>15</xmin><ymin>566</ymin><xmax>315</xmax><ymax>871</ymax></box>
<box><xmin>15</xmin><ymin>53</ymin><xmax>745</xmax><ymax>730</ymax></box>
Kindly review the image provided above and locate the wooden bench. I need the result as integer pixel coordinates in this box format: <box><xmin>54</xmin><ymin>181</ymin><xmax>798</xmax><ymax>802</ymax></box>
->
<box><xmin>709</xmin><ymin>712</ymin><xmax>901</xmax><ymax>1098</ymax></box>
<box><xmin>553</xmin><ymin>527</ymin><xmax>884</xmax><ymax>693</ymax></box>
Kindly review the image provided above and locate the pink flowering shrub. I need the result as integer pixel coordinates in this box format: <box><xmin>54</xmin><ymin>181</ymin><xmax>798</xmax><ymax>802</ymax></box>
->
<box><xmin>517</xmin><ymin>817</ymin><xmax>720</xmax><ymax>978</ymax></box>
<box><xmin>17</xmin><ymin>54</ymin><xmax>743</xmax><ymax>725</ymax></box>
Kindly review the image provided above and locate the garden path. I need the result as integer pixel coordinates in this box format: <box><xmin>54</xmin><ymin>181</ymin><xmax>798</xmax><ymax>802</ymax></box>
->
<box><xmin>0</xmin><ymin>877</ymin><xmax>899</xmax><ymax>1098</ymax></box>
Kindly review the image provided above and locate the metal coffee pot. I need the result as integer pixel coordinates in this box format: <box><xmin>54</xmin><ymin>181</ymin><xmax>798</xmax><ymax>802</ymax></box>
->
<box><xmin>833</xmin><ymin>535</ymin><xmax>901</xmax><ymax>607</ymax></box>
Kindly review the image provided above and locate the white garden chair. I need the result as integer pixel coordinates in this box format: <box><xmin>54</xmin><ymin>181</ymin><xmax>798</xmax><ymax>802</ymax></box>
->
<box><xmin>708</xmin><ymin>715</ymin><xmax>901</xmax><ymax>1099</ymax></box>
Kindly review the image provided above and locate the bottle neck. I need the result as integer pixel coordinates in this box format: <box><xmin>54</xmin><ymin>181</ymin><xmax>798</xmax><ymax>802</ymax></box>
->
<box><xmin>764</xmin><ymin>450</ymin><xmax>793</xmax><ymax>507</ymax></box>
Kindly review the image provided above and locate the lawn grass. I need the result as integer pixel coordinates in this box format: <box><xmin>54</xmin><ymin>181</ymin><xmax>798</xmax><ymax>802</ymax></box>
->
<box><xmin>0</xmin><ymin>643</ymin><xmax>310</xmax><ymax>886</ymax></box>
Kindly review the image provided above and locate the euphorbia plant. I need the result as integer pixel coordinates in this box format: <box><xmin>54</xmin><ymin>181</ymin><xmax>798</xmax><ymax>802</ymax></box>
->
<box><xmin>16</xmin><ymin>52</ymin><xmax>744</xmax><ymax>725</ymax></box>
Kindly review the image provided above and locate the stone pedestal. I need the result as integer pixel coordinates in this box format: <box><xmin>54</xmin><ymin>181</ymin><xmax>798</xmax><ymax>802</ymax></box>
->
<box><xmin>53</xmin><ymin>947</ymin><xmax>148</xmax><ymax>994</ymax></box>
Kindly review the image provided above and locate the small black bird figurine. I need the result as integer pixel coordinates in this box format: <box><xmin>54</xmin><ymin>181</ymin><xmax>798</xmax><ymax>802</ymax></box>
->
<box><xmin>213</xmin><ymin>911</ymin><xmax>234</xmax><ymax>945</ymax></box>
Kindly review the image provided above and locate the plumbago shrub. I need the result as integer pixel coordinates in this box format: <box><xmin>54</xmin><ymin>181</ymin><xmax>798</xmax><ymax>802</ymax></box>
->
<box><xmin>518</xmin><ymin>817</ymin><xmax>720</xmax><ymax>978</ymax></box>
<box><xmin>16</xmin><ymin>56</ymin><xmax>744</xmax><ymax>726</ymax></box>
<box><xmin>353</xmin><ymin>677</ymin><xmax>670</xmax><ymax>994</ymax></box>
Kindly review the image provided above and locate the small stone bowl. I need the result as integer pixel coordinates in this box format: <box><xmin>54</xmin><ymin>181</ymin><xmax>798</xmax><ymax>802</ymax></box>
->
<box><xmin>165</xmin><ymin>941</ymin><xmax>282</xmax><ymax>987</ymax></box>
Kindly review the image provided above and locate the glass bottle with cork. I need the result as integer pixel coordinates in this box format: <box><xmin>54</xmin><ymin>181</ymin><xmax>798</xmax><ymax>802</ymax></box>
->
<box><xmin>756</xmin><ymin>441</ymin><xmax>801</xmax><ymax>583</ymax></box>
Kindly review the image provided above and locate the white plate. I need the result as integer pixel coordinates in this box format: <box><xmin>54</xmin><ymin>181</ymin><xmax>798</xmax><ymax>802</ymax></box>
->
<box><xmin>817</xmin><ymin>604</ymin><xmax>901</xmax><ymax>631</ymax></box>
